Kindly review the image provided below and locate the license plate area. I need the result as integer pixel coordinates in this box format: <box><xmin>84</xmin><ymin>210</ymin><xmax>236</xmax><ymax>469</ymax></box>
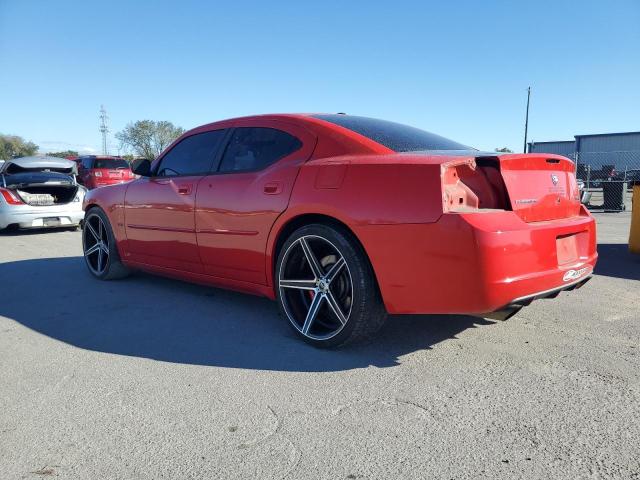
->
<box><xmin>43</xmin><ymin>217</ymin><xmax>61</xmax><ymax>227</ymax></box>
<box><xmin>556</xmin><ymin>232</ymin><xmax>588</xmax><ymax>265</ymax></box>
<box><xmin>108</xmin><ymin>170</ymin><xmax>121</xmax><ymax>178</ymax></box>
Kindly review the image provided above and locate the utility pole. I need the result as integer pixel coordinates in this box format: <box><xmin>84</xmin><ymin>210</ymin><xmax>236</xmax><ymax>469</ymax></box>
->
<box><xmin>99</xmin><ymin>105</ymin><xmax>110</xmax><ymax>155</ymax></box>
<box><xmin>523</xmin><ymin>87</ymin><xmax>531</xmax><ymax>153</ymax></box>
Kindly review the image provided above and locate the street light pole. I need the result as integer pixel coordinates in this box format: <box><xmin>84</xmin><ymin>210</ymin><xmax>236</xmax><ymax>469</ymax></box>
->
<box><xmin>523</xmin><ymin>86</ymin><xmax>531</xmax><ymax>153</ymax></box>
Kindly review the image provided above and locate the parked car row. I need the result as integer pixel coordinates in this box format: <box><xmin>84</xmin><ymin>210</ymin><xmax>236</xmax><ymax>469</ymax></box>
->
<box><xmin>0</xmin><ymin>155</ymin><xmax>135</xmax><ymax>231</ymax></box>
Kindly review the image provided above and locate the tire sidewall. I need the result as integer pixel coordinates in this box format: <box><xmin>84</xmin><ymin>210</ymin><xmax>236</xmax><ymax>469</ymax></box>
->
<box><xmin>82</xmin><ymin>207</ymin><xmax>118</xmax><ymax>280</ymax></box>
<box><xmin>275</xmin><ymin>223</ymin><xmax>375</xmax><ymax>348</ymax></box>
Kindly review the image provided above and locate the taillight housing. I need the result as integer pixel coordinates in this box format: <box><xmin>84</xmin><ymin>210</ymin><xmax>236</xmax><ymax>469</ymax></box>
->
<box><xmin>441</xmin><ymin>158</ymin><xmax>511</xmax><ymax>213</ymax></box>
<box><xmin>0</xmin><ymin>188</ymin><xmax>24</xmax><ymax>205</ymax></box>
<box><xmin>93</xmin><ymin>171</ymin><xmax>103</xmax><ymax>177</ymax></box>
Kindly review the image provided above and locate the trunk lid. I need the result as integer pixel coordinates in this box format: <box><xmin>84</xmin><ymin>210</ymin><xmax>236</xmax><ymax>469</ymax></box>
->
<box><xmin>3</xmin><ymin>171</ymin><xmax>76</xmax><ymax>189</ymax></box>
<box><xmin>495</xmin><ymin>154</ymin><xmax>581</xmax><ymax>222</ymax></box>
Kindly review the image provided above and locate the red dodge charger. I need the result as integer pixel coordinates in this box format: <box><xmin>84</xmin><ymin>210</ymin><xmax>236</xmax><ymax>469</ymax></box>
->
<box><xmin>82</xmin><ymin>114</ymin><xmax>597</xmax><ymax>347</ymax></box>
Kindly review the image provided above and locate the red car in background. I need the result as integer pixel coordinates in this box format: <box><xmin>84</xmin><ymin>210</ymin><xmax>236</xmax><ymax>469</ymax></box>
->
<box><xmin>77</xmin><ymin>156</ymin><xmax>134</xmax><ymax>189</ymax></box>
<box><xmin>82</xmin><ymin>114</ymin><xmax>597</xmax><ymax>348</ymax></box>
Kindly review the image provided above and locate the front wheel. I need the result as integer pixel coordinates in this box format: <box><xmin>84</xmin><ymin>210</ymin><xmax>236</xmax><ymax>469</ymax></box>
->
<box><xmin>275</xmin><ymin>224</ymin><xmax>387</xmax><ymax>348</ymax></box>
<box><xmin>83</xmin><ymin>207</ymin><xmax>130</xmax><ymax>280</ymax></box>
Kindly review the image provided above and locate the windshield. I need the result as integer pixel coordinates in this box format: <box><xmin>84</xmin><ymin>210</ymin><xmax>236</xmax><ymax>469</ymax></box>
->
<box><xmin>313</xmin><ymin>114</ymin><xmax>473</xmax><ymax>152</ymax></box>
<box><xmin>93</xmin><ymin>158</ymin><xmax>129</xmax><ymax>169</ymax></box>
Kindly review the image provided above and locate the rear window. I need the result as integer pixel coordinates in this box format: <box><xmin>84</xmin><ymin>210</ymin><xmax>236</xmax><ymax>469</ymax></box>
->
<box><xmin>313</xmin><ymin>114</ymin><xmax>473</xmax><ymax>152</ymax></box>
<box><xmin>93</xmin><ymin>158</ymin><xmax>129</xmax><ymax>169</ymax></box>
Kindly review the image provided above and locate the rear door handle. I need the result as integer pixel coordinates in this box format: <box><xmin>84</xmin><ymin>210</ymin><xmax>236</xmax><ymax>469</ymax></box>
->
<box><xmin>264</xmin><ymin>182</ymin><xmax>282</xmax><ymax>195</ymax></box>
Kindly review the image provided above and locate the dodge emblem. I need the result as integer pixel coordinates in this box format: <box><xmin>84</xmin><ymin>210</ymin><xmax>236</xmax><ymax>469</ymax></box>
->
<box><xmin>551</xmin><ymin>174</ymin><xmax>559</xmax><ymax>185</ymax></box>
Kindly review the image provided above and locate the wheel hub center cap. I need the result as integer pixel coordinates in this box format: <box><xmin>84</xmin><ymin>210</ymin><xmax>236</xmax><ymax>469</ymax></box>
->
<box><xmin>318</xmin><ymin>279</ymin><xmax>329</xmax><ymax>292</ymax></box>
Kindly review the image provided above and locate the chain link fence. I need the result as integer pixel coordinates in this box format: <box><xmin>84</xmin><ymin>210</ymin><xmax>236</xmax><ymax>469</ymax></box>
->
<box><xmin>572</xmin><ymin>151</ymin><xmax>640</xmax><ymax>211</ymax></box>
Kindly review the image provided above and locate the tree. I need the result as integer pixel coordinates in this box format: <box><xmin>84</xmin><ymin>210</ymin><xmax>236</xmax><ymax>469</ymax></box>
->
<box><xmin>46</xmin><ymin>150</ymin><xmax>79</xmax><ymax>158</ymax></box>
<box><xmin>495</xmin><ymin>147</ymin><xmax>513</xmax><ymax>153</ymax></box>
<box><xmin>116</xmin><ymin>120</ymin><xmax>185</xmax><ymax>160</ymax></box>
<box><xmin>0</xmin><ymin>134</ymin><xmax>38</xmax><ymax>159</ymax></box>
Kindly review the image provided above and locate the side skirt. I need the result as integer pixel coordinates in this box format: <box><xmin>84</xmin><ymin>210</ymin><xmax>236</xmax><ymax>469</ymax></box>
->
<box><xmin>122</xmin><ymin>260</ymin><xmax>276</xmax><ymax>299</ymax></box>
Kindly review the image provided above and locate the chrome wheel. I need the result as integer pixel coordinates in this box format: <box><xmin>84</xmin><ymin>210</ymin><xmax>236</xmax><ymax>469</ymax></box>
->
<box><xmin>278</xmin><ymin>235</ymin><xmax>353</xmax><ymax>340</ymax></box>
<box><xmin>83</xmin><ymin>213</ymin><xmax>110</xmax><ymax>276</ymax></box>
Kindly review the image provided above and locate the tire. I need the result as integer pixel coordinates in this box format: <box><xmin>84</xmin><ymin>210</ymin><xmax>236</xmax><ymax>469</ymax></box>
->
<box><xmin>82</xmin><ymin>207</ymin><xmax>130</xmax><ymax>280</ymax></box>
<box><xmin>275</xmin><ymin>223</ymin><xmax>387</xmax><ymax>348</ymax></box>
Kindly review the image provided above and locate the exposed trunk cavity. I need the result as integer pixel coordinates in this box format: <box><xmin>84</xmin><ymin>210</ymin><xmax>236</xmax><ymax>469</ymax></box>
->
<box><xmin>2</xmin><ymin>171</ymin><xmax>79</xmax><ymax>206</ymax></box>
<box><xmin>16</xmin><ymin>185</ymin><xmax>79</xmax><ymax>206</ymax></box>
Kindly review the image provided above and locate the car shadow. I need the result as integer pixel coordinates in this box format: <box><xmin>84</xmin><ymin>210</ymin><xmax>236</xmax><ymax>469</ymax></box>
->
<box><xmin>0</xmin><ymin>227</ymin><xmax>79</xmax><ymax>236</ymax></box>
<box><xmin>0</xmin><ymin>257</ymin><xmax>492</xmax><ymax>372</ymax></box>
<box><xmin>594</xmin><ymin>243</ymin><xmax>640</xmax><ymax>281</ymax></box>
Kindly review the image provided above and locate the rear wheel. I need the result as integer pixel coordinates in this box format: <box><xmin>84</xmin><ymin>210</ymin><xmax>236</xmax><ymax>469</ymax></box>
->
<box><xmin>276</xmin><ymin>224</ymin><xmax>386</xmax><ymax>348</ymax></box>
<box><xmin>83</xmin><ymin>207</ymin><xmax>130</xmax><ymax>280</ymax></box>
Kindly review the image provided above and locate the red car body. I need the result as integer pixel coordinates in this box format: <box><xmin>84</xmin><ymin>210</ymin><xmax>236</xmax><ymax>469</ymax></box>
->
<box><xmin>77</xmin><ymin>156</ymin><xmax>134</xmax><ymax>190</ymax></box>
<box><xmin>83</xmin><ymin>114</ymin><xmax>597</xmax><ymax>318</ymax></box>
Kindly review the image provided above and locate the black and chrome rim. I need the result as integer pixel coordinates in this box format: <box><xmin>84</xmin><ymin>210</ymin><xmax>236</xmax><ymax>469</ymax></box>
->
<box><xmin>83</xmin><ymin>214</ymin><xmax>110</xmax><ymax>276</ymax></box>
<box><xmin>278</xmin><ymin>235</ymin><xmax>353</xmax><ymax>341</ymax></box>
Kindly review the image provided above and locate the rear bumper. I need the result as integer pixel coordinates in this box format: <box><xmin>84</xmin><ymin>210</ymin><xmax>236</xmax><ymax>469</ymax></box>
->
<box><xmin>353</xmin><ymin>206</ymin><xmax>598</xmax><ymax>315</ymax></box>
<box><xmin>0</xmin><ymin>204</ymin><xmax>84</xmax><ymax>229</ymax></box>
<box><xmin>482</xmin><ymin>275</ymin><xmax>592</xmax><ymax>320</ymax></box>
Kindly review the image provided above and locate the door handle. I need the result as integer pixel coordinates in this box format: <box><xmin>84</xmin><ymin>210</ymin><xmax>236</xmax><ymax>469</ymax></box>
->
<box><xmin>178</xmin><ymin>185</ymin><xmax>192</xmax><ymax>195</ymax></box>
<box><xmin>263</xmin><ymin>182</ymin><xmax>282</xmax><ymax>195</ymax></box>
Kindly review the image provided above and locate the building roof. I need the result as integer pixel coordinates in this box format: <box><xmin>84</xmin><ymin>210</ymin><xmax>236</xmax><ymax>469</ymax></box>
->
<box><xmin>574</xmin><ymin>131</ymin><xmax>640</xmax><ymax>138</ymax></box>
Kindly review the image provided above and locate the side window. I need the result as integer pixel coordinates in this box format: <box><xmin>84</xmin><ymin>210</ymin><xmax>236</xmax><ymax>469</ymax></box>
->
<box><xmin>82</xmin><ymin>158</ymin><xmax>92</xmax><ymax>169</ymax></box>
<box><xmin>218</xmin><ymin>127</ymin><xmax>302</xmax><ymax>173</ymax></box>
<box><xmin>155</xmin><ymin>129</ymin><xmax>226</xmax><ymax>177</ymax></box>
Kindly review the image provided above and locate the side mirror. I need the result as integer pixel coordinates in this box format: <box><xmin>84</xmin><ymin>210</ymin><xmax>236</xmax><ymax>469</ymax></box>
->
<box><xmin>131</xmin><ymin>158</ymin><xmax>152</xmax><ymax>177</ymax></box>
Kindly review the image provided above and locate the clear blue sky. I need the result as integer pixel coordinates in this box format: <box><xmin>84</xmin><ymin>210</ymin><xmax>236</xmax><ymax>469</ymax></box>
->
<box><xmin>1</xmin><ymin>0</ymin><xmax>638</xmax><ymax>154</ymax></box>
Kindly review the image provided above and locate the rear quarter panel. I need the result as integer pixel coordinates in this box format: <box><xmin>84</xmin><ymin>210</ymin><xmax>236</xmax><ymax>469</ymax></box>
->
<box><xmin>265</xmin><ymin>154</ymin><xmax>446</xmax><ymax>288</ymax></box>
<box><xmin>290</xmin><ymin>155</ymin><xmax>444</xmax><ymax>225</ymax></box>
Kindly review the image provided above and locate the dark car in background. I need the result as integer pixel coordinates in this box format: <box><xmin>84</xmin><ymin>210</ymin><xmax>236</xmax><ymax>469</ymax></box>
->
<box><xmin>624</xmin><ymin>169</ymin><xmax>640</xmax><ymax>188</ymax></box>
<box><xmin>77</xmin><ymin>156</ymin><xmax>134</xmax><ymax>189</ymax></box>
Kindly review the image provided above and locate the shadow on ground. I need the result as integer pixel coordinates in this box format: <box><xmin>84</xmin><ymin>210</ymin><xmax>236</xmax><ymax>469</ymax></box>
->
<box><xmin>595</xmin><ymin>243</ymin><xmax>640</xmax><ymax>281</ymax></box>
<box><xmin>0</xmin><ymin>227</ymin><xmax>79</xmax><ymax>236</ymax></box>
<box><xmin>0</xmin><ymin>257</ymin><xmax>491</xmax><ymax>372</ymax></box>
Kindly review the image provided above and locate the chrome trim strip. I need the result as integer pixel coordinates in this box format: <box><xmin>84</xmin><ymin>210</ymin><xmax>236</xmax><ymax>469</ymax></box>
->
<box><xmin>196</xmin><ymin>228</ymin><xmax>258</xmax><ymax>236</ymax></box>
<box><xmin>126</xmin><ymin>224</ymin><xmax>195</xmax><ymax>233</ymax></box>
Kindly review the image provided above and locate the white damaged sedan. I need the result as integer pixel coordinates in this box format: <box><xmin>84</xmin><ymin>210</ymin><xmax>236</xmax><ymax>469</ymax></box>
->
<box><xmin>0</xmin><ymin>156</ymin><xmax>86</xmax><ymax>230</ymax></box>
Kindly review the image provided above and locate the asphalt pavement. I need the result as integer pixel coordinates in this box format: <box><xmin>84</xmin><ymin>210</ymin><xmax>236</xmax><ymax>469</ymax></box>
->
<box><xmin>1</xmin><ymin>213</ymin><xmax>639</xmax><ymax>479</ymax></box>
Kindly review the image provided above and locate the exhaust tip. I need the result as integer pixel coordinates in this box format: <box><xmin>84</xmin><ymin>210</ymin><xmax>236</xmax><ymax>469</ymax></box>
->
<box><xmin>478</xmin><ymin>306</ymin><xmax>522</xmax><ymax>321</ymax></box>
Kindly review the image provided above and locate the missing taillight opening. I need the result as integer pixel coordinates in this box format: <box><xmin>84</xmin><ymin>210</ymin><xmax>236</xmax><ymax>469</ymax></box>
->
<box><xmin>442</xmin><ymin>157</ymin><xmax>511</xmax><ymax>213</ymax></box>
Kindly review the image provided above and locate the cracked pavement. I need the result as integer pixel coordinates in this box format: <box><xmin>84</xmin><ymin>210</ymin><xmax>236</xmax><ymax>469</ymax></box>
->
<box><xmin>1</xmin><ymin>212</ymin><xmax>639</xmax><ymax>479</ymax></box>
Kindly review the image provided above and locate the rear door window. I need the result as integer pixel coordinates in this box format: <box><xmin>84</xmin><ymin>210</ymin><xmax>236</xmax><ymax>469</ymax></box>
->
<box><xmin>218</xmin><ymin>127</ymin><xmax>302</xmax><ymax>173</ymax></box>
<box><xmin>155</xmin><ymin>130</ymin><xmax>227</xmax><ymax>177</ymax></box>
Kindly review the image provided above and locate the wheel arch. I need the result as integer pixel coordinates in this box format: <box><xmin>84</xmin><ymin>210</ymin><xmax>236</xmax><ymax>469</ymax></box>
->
<box><xmin>266</xmin><ymin>212</ymin><xmax>381</xmax><ymax>297</ymax></box>
<box><xmin>84</xmin><ymin>202</ymin><xmax>100</xmax><ymax>213</ymax></box>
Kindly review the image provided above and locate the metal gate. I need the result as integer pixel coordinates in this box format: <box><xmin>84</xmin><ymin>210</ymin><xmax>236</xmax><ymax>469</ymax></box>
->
<box><xmin>574</xmin><ymin>151</ymin><xmax>640</xmax><ymax>212</ymax></box>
